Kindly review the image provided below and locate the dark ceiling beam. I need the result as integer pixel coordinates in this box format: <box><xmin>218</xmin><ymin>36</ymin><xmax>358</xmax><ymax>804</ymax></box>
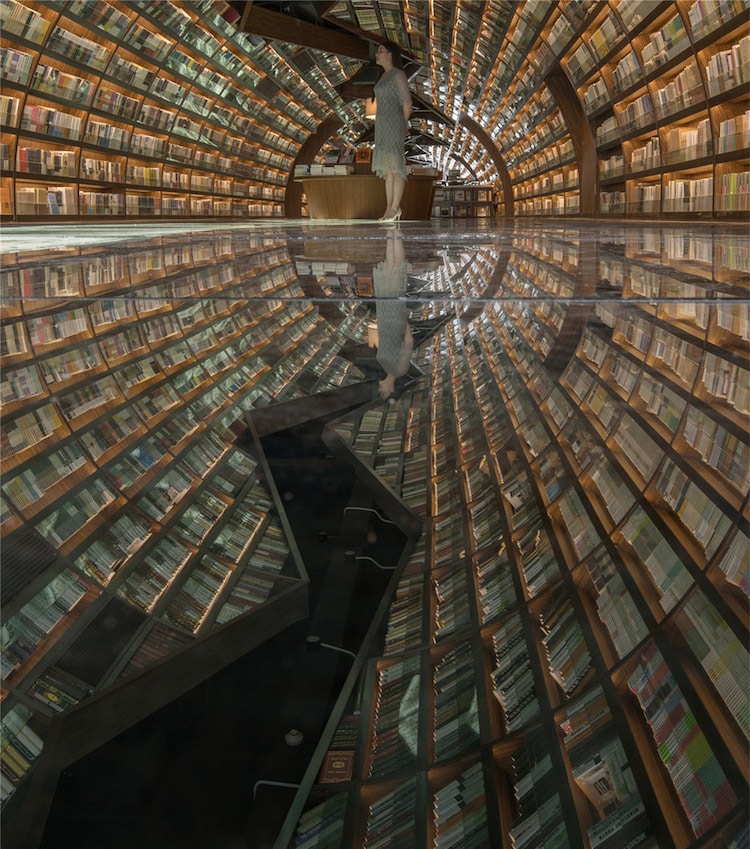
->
<box><xmin>316</xmin><ymin>1</ymin><xmax>339</xmax><ymax>17</ymax></box>
<box><xmin>411</xmin><ymin>93</ymin><xmax>451</xmax><ymax>125</ymax></box>
<box><xmin>237</xmin><ymin>4</ymin><xmax>371</xmax><ymax>60</ymax></box>
<box><xmin>316</xmin><ymin>8</ymin><xmax>421</xmax><ymax>70</ymax></box>
<box><xmin>337</xmin><ymin>81</ymin><xmax>374</xmax><ymax>102</ymax></box>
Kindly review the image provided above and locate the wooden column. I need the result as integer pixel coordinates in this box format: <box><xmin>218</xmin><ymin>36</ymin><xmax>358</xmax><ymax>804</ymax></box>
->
<box><xmin>285</xmin><ymin>116</ymin><xmax>343</xmax><ymax>217</ymax></box>
<box><xmin>544</xmin><ymin>66</ymin><xmax>598</xmax><ymax>217</ymax></box>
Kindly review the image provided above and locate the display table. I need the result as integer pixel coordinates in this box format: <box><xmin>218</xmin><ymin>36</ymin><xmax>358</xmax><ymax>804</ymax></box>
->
<box><xmin>299</xmin><ymin>174</ymin><xmax>436</xmax><ymax>220</ymax></box>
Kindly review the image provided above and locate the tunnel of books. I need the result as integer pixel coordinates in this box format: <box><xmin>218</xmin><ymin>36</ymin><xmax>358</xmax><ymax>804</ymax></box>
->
<box><xmin>0</xmin><ymin>0</ymin><xmax>748</xmax><ymax>847</ymax></box>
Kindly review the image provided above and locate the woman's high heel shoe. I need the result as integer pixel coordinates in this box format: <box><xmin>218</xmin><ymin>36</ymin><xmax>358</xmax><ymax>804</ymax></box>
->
<box><xmin>383</xmin><ymin>208</ymin><xmax>402</xmax><ymax>223</ymax></box>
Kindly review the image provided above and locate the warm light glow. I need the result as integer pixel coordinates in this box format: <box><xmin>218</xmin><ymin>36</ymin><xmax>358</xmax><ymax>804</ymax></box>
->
<box><xmin>365</xmin><ymin>97</ymin><xmax>376</xmax><ymax>119</ymax></box>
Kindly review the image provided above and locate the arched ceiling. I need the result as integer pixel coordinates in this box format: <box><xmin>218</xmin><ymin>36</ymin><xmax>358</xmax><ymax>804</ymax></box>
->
<box><xmin>226</xmin><ymin>0</ymin><xmax>579</xmax><ymax>187</ymax></box>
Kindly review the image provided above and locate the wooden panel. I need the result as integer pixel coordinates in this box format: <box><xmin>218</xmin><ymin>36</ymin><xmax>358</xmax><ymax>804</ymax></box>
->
<box><xmin>300</xmin><ymin>175</ymin><xmax>436</xmax><ymax>220</ymax></box>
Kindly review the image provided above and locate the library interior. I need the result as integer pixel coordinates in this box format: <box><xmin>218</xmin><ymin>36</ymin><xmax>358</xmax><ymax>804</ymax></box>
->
<box><xmin>0</xmin><ymin>1</ymin><xmax>748</xmax><ymax>849</ymax></box>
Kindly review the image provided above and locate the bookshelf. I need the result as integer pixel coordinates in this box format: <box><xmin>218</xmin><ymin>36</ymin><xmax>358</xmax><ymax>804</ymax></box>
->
<box><xmin>584</xmin><ymin>0</ymin><xmax>750</xmax><ymax>217</ymax></box>
<box><xmin>2</xmin><ymin>0</ymin><xmax>747</xmax><ymax>221</ymax></box>
<box><xmin>431</xmin><ymin>183</ymin><xmax>496</xmax><ymax>219</ymax></box>
<box><xmin>0</xmin><ymin>0</ymin><xmax>324</xmax><ymax>222</ymax></box>
<box><xmin>0</xmin><ymin>229</ymin><xmax>379</xmax><ymax>842</ymax></box>
<box><xmin>283</xmin><ymin>225</ymin><xmax>748</xmax><ymax>849</ymax></box>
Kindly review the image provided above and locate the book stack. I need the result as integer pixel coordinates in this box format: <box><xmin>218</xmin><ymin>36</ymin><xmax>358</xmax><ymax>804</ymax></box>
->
<box><xmin>676</xmin><ymin>590</ymin><xmax>750</xmax><ymax>740</ymax></box>
<box><xmin>162</xmin><ymin>555</ymin><xmax>231</xmax><ymax>633</ymax></box>
<box><xmin>539</xmin><ymin>595</ymin><xmax>592</xmax><ymax>698</ymax></box>
<box><xmin>213</xmin><ymin>569</ymin><xmax>275</xmax><ymax>625</ymax></box>
<box><xmin>583</xmin><ymin>547</ymin><xmax>647</xmax><ymax>659</ymax></box>
<box><xmin>362</xmin><ymin>776</ymin><xmax>417</xmax><ymax>849</ymax></box>
<box><xmin>554</xmin><ymin>488</ymin><xmax>600</xmax><ymax>560</ymax></box>
<box><xmin>559</xmin><ymin>684</ymin><xmax>611</xmax><ymax>755</ymax></box>
<box><xmin>1</xmin><ymin>568</ymin><xmax>89</xmax><ymax>681</ymax></box>
<box><xmin>514</xmin><ymin>520</ymin><xmax>560</xmax><ymax>598</ymax></box>
<box><xmin>293</xmin><ymin>792</ymin><xmax>347</xmax><ymax>848</ymax></box>
<box><xmin>654</xmin><ymin>460</ymin><xmax>732</xmax><ymax>558</ymax></box>
<box><xmin>474</xmin><ymin>545</ymin><xmax>515</xmax><ymax>624</ymax></box>
<box><xmin>1</xmin><ymin>703</ymin><xmax>43</xmax><ymax>799</ymax></box>
<box><xmin>0</xmin><ymin>0</ymin><xmax>50</xmax><ymax>44</ymax></box>
<box><xmin>489</xmin><ymin>619</ymin><xmax>539</xmax><ymax>733</ymax></box>
<box><xmin>117</xmin><ymin>535</ymin><xmax>192</xmax><ymax>612</ymax></box>
<box><xmin>716</xmin><ymin>528</ymin><xmax>749</xmax><ymax>594</ymax></box>
<box><xmin>384</xmin><ymin>571</ymin><xmax>425</xmax><ymax>657</ymax></box>
<box><xmin>620</xmin><ymin>506</ymin><xmax>693</xmax><ymax>613</ymax></box>
<box><xmin>432</xmin><ymin>761</ymin><xmax>489</xmax><ymax>849</ymax></box>
<box><xmin>432</xmin><ymin>642</ymin><xmax>479</xmax><ymax>761</ymax></box>
<box><xmin>509</xmin><ymin>738</ymin><xmax>567</xmax><ymax>849</ymax></box>
<box><xmin>433</xmin><ymin>569</ymin><xmax>472</xmax><ymax>642</ymax></box>
<box><xmin>369</xmin><ymin>655</ymin><xmax>421</xmax><ymax>778</ymax></box>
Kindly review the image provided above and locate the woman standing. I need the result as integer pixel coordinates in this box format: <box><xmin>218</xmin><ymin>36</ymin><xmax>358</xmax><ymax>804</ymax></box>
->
<box><xmin>372</xmin><ymin>41</ymin><xmax>412</xmax><ymax>222</ymax></box>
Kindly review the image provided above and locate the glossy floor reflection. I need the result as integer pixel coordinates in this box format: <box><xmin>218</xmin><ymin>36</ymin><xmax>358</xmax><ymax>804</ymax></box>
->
<box><xmin>1</xmin><ymin>218</ymin><xmax>748</xmax><ymax>849</ymax></box>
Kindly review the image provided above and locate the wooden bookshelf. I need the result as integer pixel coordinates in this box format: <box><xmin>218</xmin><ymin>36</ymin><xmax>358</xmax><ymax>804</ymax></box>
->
<box><xmin>431</xmin><ymin>183</ymin><xmax>496</xmax><ymax>219</ymax></box>
<box><xmin>1</xmin><ymin>0</ymin><xmax>748</xmax><ymax>220</ymax></box>
<box><xmin>0</xmin><ymin>0</ymin><xmax>308</xmax><ymax>222</ymax></box>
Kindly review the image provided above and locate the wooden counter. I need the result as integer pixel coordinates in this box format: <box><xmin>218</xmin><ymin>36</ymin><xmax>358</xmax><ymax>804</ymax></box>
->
<box><xmin>299</xmin><ymin>174</ymin><xmax>436</xmax><ymax>220</ymax></box>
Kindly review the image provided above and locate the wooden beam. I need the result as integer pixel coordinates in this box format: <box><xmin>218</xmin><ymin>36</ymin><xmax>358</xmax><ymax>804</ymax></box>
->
<box><xmin>317</xmin><ymin>1</ymin><xmax>338</xmax><ymax>17</ymax></box>
<box><xmin>238</xmin><ymin>4</ymin><xmax>370</xmax><ymax>60</ymax></box>
<box><xmin>337</xmin><ymin>80</ymin><xmax>374</xmax><ymax>102</ymax></box>
<box><xmin>459</xmin><ymin>114</ymin><xmax>514</xmax><ymax>216</ymax></box>
<box><xmin>544</xmin><ymin>66</ymin><xmax>597</xmax><ymax>216</ymax></box>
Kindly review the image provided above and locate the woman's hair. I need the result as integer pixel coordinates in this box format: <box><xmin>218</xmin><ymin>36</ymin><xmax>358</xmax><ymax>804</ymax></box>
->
<box><xmin>380</xmin><ymin>40</ymin><xmax>404</xmax><ymax>69</ymax></box>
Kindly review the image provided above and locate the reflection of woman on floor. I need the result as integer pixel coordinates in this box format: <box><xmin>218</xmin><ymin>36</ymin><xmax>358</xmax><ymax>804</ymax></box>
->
<box><xmin>373</xmin><ymin>233</ymin><xmax>413</xmax><ymax>400</ymax></box>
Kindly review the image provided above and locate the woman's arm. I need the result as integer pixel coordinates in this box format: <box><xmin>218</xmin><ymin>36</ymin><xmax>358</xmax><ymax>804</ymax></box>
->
<box><xmin>396</xmin><ymin>71</ymin><xmax>412</xmax><ymax>123</ymax></box>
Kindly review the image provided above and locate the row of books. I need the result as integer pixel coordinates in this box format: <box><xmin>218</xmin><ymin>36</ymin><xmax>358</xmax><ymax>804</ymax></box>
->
<box><xmin>368</xmin><ymin>654</ymin><xmax>421</xmax><ymax>779</ymax></box>
<box><xmin>628</xmin><ymin>641</ymin><xmax>738</xmax><ymax>837</ymax></box>
<box><xmin>432</xmin><ymin>642</ymin><xmax>479</xmax><ymax>761</ymax></box>
<box><xmin>432</xmin><ymin>760</ymin><xmax>489</xmax><ymax>849</ymax></box>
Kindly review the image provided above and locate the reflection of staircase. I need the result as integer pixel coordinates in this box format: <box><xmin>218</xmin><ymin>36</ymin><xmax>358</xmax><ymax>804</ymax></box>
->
<box><xmin>248</xmin><ymin>380</ymin><xmax>377</xmax><ymax>438</ymax></box>
<box><xmin>243</xmin><ymin>414</ymin><xmax>421</xmax><ymax>844</ymax></box>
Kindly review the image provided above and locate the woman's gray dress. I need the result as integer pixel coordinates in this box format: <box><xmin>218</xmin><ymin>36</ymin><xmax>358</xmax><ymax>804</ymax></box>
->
<box><xmin>372</xmin><ymin>68</ymin><xmax>412</xmax><ymax>180</ymax></box>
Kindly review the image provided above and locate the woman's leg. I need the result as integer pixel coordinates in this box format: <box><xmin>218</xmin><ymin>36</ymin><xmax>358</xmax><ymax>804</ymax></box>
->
<box><xmin>391</xmin><ymin>174</ymin><xmax>405</xmax><ymax>215</ymax></box>
<box><xmin>382</xmin><ymin>172</ymin><xmax>395</xmax><ymax>218</ymax></box>
<box><xmin>381</xmin><ymin>172</ymin><xmax>405</xmax><ymax>219</ymax></box>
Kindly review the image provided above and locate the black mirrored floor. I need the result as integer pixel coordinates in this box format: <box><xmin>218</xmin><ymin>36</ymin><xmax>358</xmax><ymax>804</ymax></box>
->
<box><xmin>1</xmin><ymin>218</ymin><xmax>748</xmax><ymax>849</ymax></box>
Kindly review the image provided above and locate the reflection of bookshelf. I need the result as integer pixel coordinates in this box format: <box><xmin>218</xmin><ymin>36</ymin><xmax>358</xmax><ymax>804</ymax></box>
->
<box><xmin>432</xmin><ymin>183</ymin><xmax>496</xmax><ymax>218</ymax></box>
<box><xmin>282</xmin><ymin>236</ymin><xmax>748</xmax><ymax>849</ymax></box>
<box><xmin>0</xmin><ymin>233</ymin><xmax>378</xmax><ymax>843</ymax></box>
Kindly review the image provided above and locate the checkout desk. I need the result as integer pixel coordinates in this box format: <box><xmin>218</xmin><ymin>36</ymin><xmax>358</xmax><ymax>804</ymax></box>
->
<box><xmin>299</xmin><ymin>173</ymin><xmax>436</xmax><ymax>220</ymax></box>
